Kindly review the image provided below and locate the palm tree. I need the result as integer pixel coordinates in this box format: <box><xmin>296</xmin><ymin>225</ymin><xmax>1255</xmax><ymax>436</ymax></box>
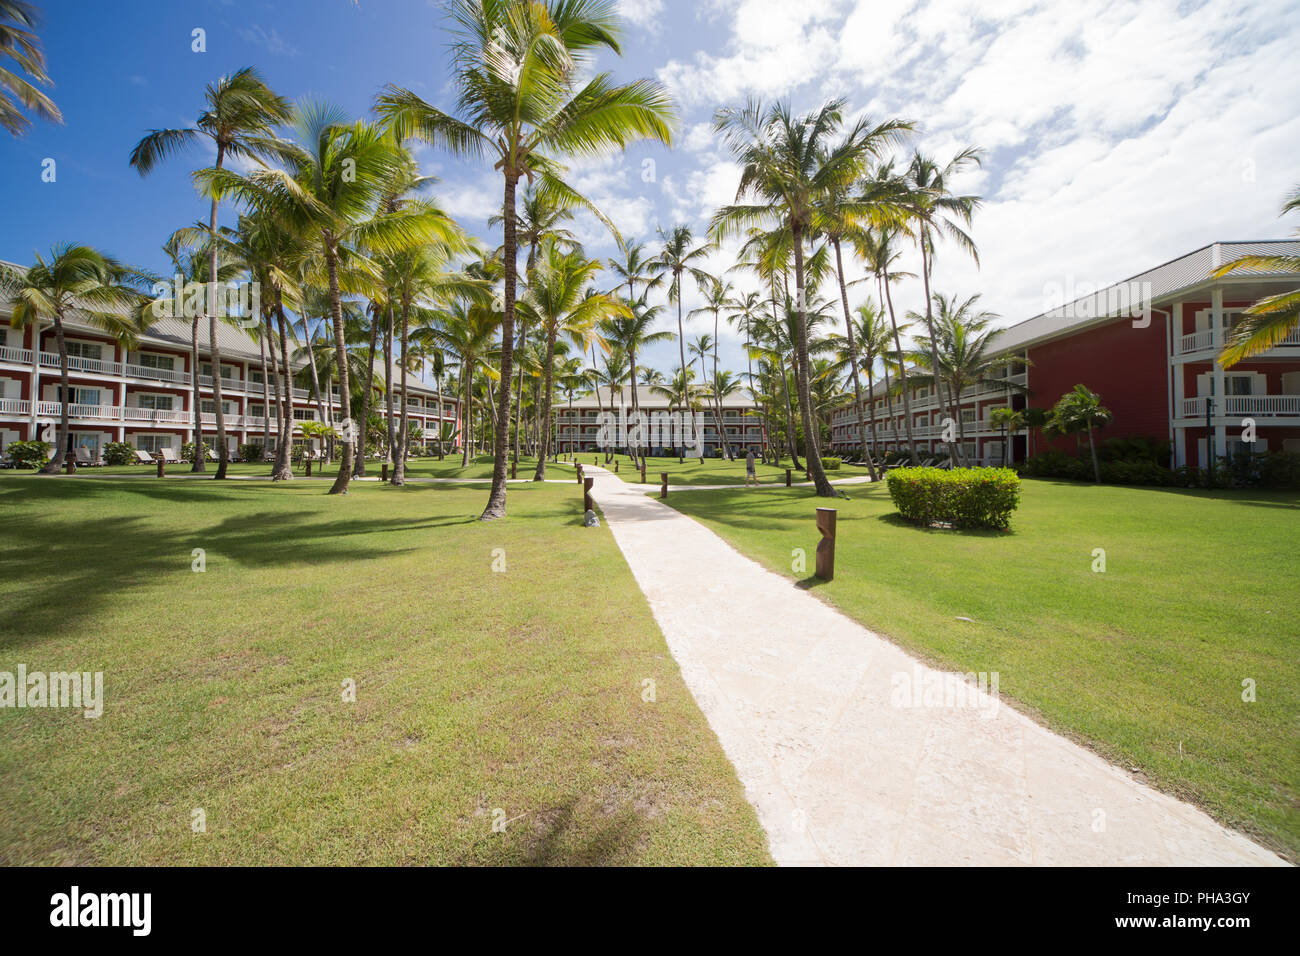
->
<box><xmin>903</xmin><ymin>147</ymin><xmax>984</xmax><ymax>464</ymax></box>
<box><xmin>426</xmin><ymin>299</ymin><xmax>502</xmax><ymax>467</ymax></box>
<box><xmin>1051</xmin><ymin>384</ymin><xmax>1112</xmax><ymax>482</ymax></box>
<box><xmin>378</xmin><ymin>0</ymin><xmax>676</xmax><ymax>520</ymax></box>
<box><xmin>690</xmin><ymin>276</ymin><xmax>737</xmax><ymax>458</ymax></box>
<box><xmin>988</xmin><ymin>406</ymin><xmax>1024</xmax><ymax>467</ymax></box>
<box><xmin>520</xmin><ymin>241</ymin><xmax>624</xmax><ymax>479</ymax></box>
<box><xmin>600</xmin><ymin>293</ymin><xmax>671</xmax><ymax>464</ymax></box>
<box><xmin>907</xmin><ymin>293</ymin><xmax>1018</xmax><ymax>458</ymax></box>
<box><xmin>200</xmin><ymin>103</ymin><xmax>455</xmax><ymax>494</ymax></box>
<box><xmin>130</xmin><ymin>67</ymin><xmax>294</xmax><ymax>479</ymax></box>
<box><xmin>649</xmin><ymin>365</ymin><xmax>693</xmax><ymax>462</ymax></box>
<box><xmin>712</xmin><ymin>98</ymin><xmax>909</xmax><ymax>496</ymax></box>
<box><xmin>0</xmin><ymin>1</ymin><xmax>60</xmax><ymax>135</ymax></box>
<box><xmin>1213</xmin><ymin>184</ymin><xmax>1300</xmax><ymax>366</ymax></box>
<box><xmin>2</xmin><ymin>245</ymin><xmax>145</xmax><ymax>472</ymax></box>
<box><xmin>856</xmin><ymin>216</ymin><xmax>920</xmax><ymax>462</ymax></box>
<box><xmin>654</xmin><ymin>225</ymin><xmax>714</xmax><ymax>453</ymax></box>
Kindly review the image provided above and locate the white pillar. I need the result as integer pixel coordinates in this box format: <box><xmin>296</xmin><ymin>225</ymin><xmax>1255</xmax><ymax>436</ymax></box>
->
<box><xmin>1211</xmin><ymin>287</ymin><xmax>1227</xmax><ymax>459</ymax></box>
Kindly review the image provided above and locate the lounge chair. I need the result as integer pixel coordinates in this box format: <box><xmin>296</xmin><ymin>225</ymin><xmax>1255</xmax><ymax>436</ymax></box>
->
<box><xmin>206</xmin><ymin>448</ymin><xmax>219</xmax><ymax>462</ymax></box>
<box><xmin>159</xmin><ymin>447</ymin><xmax>183</xmax><ymax>465</ymax></box>
<box><xmin>74</xmin><ymin>447</ymin><xmax>104</xmax><ymax>467</ymax></box>
<box><xmin>135</xmin><ymin>449</ymin><xmax>157</xmax><ymax>464</ymax></box>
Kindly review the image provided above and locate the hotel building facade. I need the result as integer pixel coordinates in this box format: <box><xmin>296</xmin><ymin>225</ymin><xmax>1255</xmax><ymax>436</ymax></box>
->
<box><xmin>555</xmin><ymin>384</ymin><xmax>768</xmax><ymax>456</ymax></box>
<box><xmin>829</xmin><ymin>241</ymin><xmax>1300</xmax><ymax>468</ymax></box>
<box><xmin>0</xmin><ymin>304</ymin><xmax>460</xmax><ymax>459</ymax></box>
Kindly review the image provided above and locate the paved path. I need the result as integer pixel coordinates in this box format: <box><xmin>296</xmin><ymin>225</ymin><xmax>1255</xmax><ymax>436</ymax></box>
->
<box><xmin>587</xmin><ymin>466</ymin><xmax>1285</xmax><ymax>866</ymax></box>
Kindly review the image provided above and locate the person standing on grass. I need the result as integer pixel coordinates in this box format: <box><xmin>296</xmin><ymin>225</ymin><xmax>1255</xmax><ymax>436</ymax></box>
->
<box><xmin>745</xmin><ymin>447</ymin><xmax>758</xmax><ymax>487</ymax></box>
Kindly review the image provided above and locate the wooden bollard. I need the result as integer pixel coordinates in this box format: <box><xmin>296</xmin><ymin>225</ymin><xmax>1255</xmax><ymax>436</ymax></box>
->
<box><xmin>576</xmin><ymin>463</ymin><xmax>584</xmax><ymax>484</ymax></box>
<box><xmin>157</xmin><ymin>458</ymin><xmax>165</xmax><ymax>478</ymax></box>
<box><xmin>593</xmin><ymin>456</ymin><xmax>597</xmax><ymax>466</ymax></box>
<box><xmin>640</xmin><ymin>464</ymin><xmax>646</xmax><ymax>484</ymax></box>
<box><xmin>614</xmin><ymin>460</ymin><xmax>619</xmax><ymax>473</ymax></box>
<box><xmin>815</xmin><ymin>507</ymin><xmax>837</xmax><ymax>581</ymax></box>
<box><xmin>583</xmin><ymin>476</ymin><xmax>594</xmax><ymax>513</ymax></box>
<box><xmin>381</xmin><ymin>462</ymin><xmax>388</xmax><ymax>482</ymax></box>
<box><xmin>785</xmin><ymin>468</ymin><xmax>792</xmax><ymax>487</ymax></box>
<box><xmin>510</xmin><ymin>456</ymin><xmax>517</xmax><ymax>479</ymax></box>
<box><xmin>64</xmin><ymin>457</ymin><xmax>76</xmax><ymax>474</ymax></box>
<box><xmin>660</xmin><ymin>472</ymin><xmax>668</xmax><ymax>499</ymax></box>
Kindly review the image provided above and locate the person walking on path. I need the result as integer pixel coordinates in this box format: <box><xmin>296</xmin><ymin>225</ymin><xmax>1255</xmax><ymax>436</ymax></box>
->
<box><xmin>745</xmin><ymin>447</ymin><xmax>758</xmax><ymax>487</ymax></box>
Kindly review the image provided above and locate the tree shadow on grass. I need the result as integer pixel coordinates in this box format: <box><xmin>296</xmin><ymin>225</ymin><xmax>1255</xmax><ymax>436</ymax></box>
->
<box><xmin>872</xmin><ymin>512</ymin><xmax>1016</xmax><ymax>538</ymax></box>
<box><xmin>462</xmin><ymin>800</ymin><xmax>647</xmax><ymax>866</ymax></box>
<box><xmin>0</xmin><ymin>502</ymin><xmax>442</xmax><ymax>650</ymax></box>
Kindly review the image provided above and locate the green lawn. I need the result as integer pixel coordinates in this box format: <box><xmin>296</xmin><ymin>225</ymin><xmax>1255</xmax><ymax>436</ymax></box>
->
<box><xmin>660</xmin><ymin>478</ymin><xmax>1300</xmax><ymax>860</ymax></box>
<box><xmin>568</xmin><ymin>452</ymin><xmax>874</xmax><ymax>486</ymax></box>
<box><xmin>0</xmin><ymin>475</ymin><xmax>769</xmax><ymax>865</ymax></box>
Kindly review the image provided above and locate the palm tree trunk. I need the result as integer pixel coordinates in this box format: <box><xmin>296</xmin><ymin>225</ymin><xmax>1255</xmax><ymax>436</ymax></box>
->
<box><xmin>258</xmin><ymin>315</ymin><xmax>271</xmax><ymax>453</ymax></box>
<box><xmin>206</xmin><ymin>145</ymin><xmax>231</xmax><ymax>479</ymax></box>
<box><xmin>533</xmin><ymin>329</ymin><xmax>557</xmax><ymax>481</ymax></box>
<box><xmin>460</xmin><ymin>360</ymin><xmax>471</xmax><ymax>467</ymax></box>
<box><xmin>1087</xmin><ymin>425</ymin><xmax>1100</xmax><ymax>482</ymax></box>
<box><xmin>675</xmin><ymin>271</ymin><xmax>688</xmax><ymax>460</ymax></box>
<box><xmin>394</xmin><ymin>296</ymin><xmax>411</xmax><ymax>485</ymax></box>
<box><xmin>272</xmin><ymin>301</ymin><xmax>294</xmax><ymax>481</ymax></box>
<box><xmin>480</xmin><ymin>172</ymin><xmax>517</xmax><ymax>521</ymax></box>
<box><xmin>384</xmin><ymin>303</ymin><xmax>396</xmax><ymax>466</ymax></box>
<box><xmin>302</xmin><ymin>318</ymin><xmax>327</xmax><ymax>428</ymax></box>
<box><xmin>435</xmin><ymin>371</ymin><xmax>446</xmax><ymax>460</ymax></box>
<box><xmin>879</xmin><ymin>269</ymin><xmax>920</xmax><ymax>463</ymax></box>
<box><xmin>512</xmin><ymin>322</ymin><xmax>525</xmax><ymax>472</ymax></box>
<box><xmin>833</xmin><ymin>238</ymin><xmax>878</xmax><ymax>480</ymax></box>
<box><xmin>265</xmin><ymin>312</ymin><xmax>283</xmax><ymax>463</ymax></box>
<box><xmin>918</xmin><ymin>231</ymin><xmax>960</xmax><ymax>466</ymax></box>
<box><xmin>356</xmin><ymin>301</ymin><xmax>382</xmax><ymax>478</ymax></box>
<box><xmin>791</xmin><ymin>226</ymin><xmax>835</xmax><ymax>497</ymax></box>
<box><xmin>189</xmin><ymin>313</ymin><xmax>205</xmax><ymax>472</ymax></box>
<box><xmin>324</xmin><ymin>242</ymin><xmax>352</xmax><ymax>494</ymax></box>
<box><xmin>42</xmin><ymin>314</ymin><xmax>70</xmax><ymax>474</ymax></box>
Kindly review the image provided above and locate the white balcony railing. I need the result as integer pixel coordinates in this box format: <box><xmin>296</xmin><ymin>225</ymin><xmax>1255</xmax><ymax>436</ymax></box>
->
<box><xmin>1178</xmin><ymin>326</ymin><xmax>1300</xmax><ymax>356</ymax></box>
<box><xmin>1182</xmin><ymin>395</ymin><xmax>1300</xmax><ymax>417</ymax></box>
<box><xmin>0</xmin><ymin>346</ymin><xmax>34</xmax><ymax>365</ymax></box>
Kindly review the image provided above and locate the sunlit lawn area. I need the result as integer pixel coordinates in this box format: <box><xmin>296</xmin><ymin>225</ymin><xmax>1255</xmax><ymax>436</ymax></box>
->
<box><xmin>576</xmin><ymin>452</ymin><xmax>873</xmax><ymax>486</ymax></box>
<box><xmin>661</xmin><ymin>478</ymin><xmax>1300</xmax><ymax>860</ymax></box>
<box><xmin>0</xmin><ymin>475</ymin><xmax>769</xmax><ymax>865</ymax></box>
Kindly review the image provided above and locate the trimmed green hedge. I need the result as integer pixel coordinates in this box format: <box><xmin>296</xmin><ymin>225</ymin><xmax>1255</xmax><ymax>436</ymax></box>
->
<box><xmin>103</xmin><ymin>441</ymin><xmax>136</xmax><ymax>466</ymax></box>
<box><xmin>822</xmin><ymin>456</ymin><xmax>842</xmax><ymax>470</ymax></box>
<box><xmin>886</xmin><ymin>467</ymin><xmax>1021</xmax><ymax>530</ymax></box>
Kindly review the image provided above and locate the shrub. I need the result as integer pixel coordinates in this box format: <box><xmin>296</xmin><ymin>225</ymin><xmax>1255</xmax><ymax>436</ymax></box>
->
<box><xmin>6</xmin><ymin>440</ymin><xmax>50</xmax><ymax>468</ymax></box>
<box><xmin>1258</xmin><ymin>451</ymin><xmax>1300</xmax><ymax>490</ymax></box>
<box><xmin>103</xmin><ymin>441</ymin><xmax>136</xmax><ymax>466</ymax></box>
<box><xmin>238</xmin><ymin>443</ymin><xmax>263</xmax><ymax>462</ymax></box>
<box><xmin>1099</xmin><ymin>436</ymin><xmax>1171</xmax><ymax>467</ymax></box>
<box><xmin>822</xmin><ymin>456</ymin><xmax>842</xmax><ymax>470</ymax></box>
<box><xmin>886</xmin><ymin>467</ymin><xmax>1021</xmax><ymax>530</ymax></box>
<box><xmin>182</xmin><ymin>441</ymin><xmax>208</xmax><ymax>461</ymax></box>
<box><xmin>1018</xmin><ymin>451</ymin><xmax>1091</xmax><ymax>481</ymax></box>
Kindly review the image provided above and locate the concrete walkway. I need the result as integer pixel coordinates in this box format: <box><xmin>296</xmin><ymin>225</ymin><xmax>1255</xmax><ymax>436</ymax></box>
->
<box><xmin>587</xmin><ymin>466</ymin><xmax>1285</xmax><ymax>867</ymax></box>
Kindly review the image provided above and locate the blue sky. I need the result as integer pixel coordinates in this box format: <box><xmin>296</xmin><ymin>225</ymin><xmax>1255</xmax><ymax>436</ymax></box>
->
<box><xmin>3</xmin><ymin>0</ymin><xmax>1298</xmax><ymax>378</ymax></box>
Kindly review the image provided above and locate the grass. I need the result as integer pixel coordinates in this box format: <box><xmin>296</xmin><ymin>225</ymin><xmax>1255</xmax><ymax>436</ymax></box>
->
<box><xmin>0</xmin><ymin>474</ymin><xmax>769</xmax><ymax>865</ymax></box>
<box><xmin>568</xmin><ymin>452</ymin><xmax>874</xmax><ymax>486</ymax></box>
<box><xmin>659</xmin><ymin>478</ymin><xmax>1300</xmax><ymax>860</ymax></box>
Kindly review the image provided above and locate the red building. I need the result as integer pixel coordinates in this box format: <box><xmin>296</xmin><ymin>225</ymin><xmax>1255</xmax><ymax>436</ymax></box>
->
<box><xmin>831</xmin><ymin>240</ymin><xmax>1300</xmax><ymax>467</ymax></box>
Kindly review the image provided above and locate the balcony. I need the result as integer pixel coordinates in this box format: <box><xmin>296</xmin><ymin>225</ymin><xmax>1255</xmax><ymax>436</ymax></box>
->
<box><xmin>1177</xmin><ymin>327</ymin><xmax>1300</xmax><ymax>357</ymax></box>
<box><xmin>1182</xmin><ymin>395</ymin><xmax>1300</xmax><ymax>418</ymax></box>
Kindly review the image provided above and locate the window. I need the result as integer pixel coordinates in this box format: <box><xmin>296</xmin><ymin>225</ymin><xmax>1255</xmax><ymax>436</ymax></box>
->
<box><xmin>293</xmin><ymin>409</ymin><xmax>316</xmax><ymax>421</ymax></box>
<box><xmin>200</xmin><ymin>362</ymin><xmax>234</xmax><ymax>379</ymax></box>
<box><xmin>137</xmin><ymin>394</ymin><xmax>174</xmax><ymax>411</ymax></box>
<box><xmin>960</xmin><ymin>408</ymin><xmax>976</xmax><ymax>424</ymax></box>
<box><xmin>135</xmin><ymin>434</ymin><xmax>176</xmax><ymax>453</ymax></box>
<box><xmin>58</xmin><ymin>387</ymin><xmax>100</xmax><ymax>405</ymax></box>
<box><xmin>247</xmin><ymin>403</ymin><xmax>265</xmax><ymax>418</ymax></box>
<box><xmin>201</xmin><ymin>400</ymin><xmax>236</xmax><ymax>415</ymax></box>
<box><xmin>137</xmin><ymin>353</ymin><xmax>175</xmax><ymax>371</ymax></box>
<box><xmin>66</xmin><ymin>341</ymin><xmax>103</xmax><ymax>360</ymax></box>
<box><xmin>249</xmin><ymin>370</ymin><xmax>264</xmax><ymax>384</ymax></box>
